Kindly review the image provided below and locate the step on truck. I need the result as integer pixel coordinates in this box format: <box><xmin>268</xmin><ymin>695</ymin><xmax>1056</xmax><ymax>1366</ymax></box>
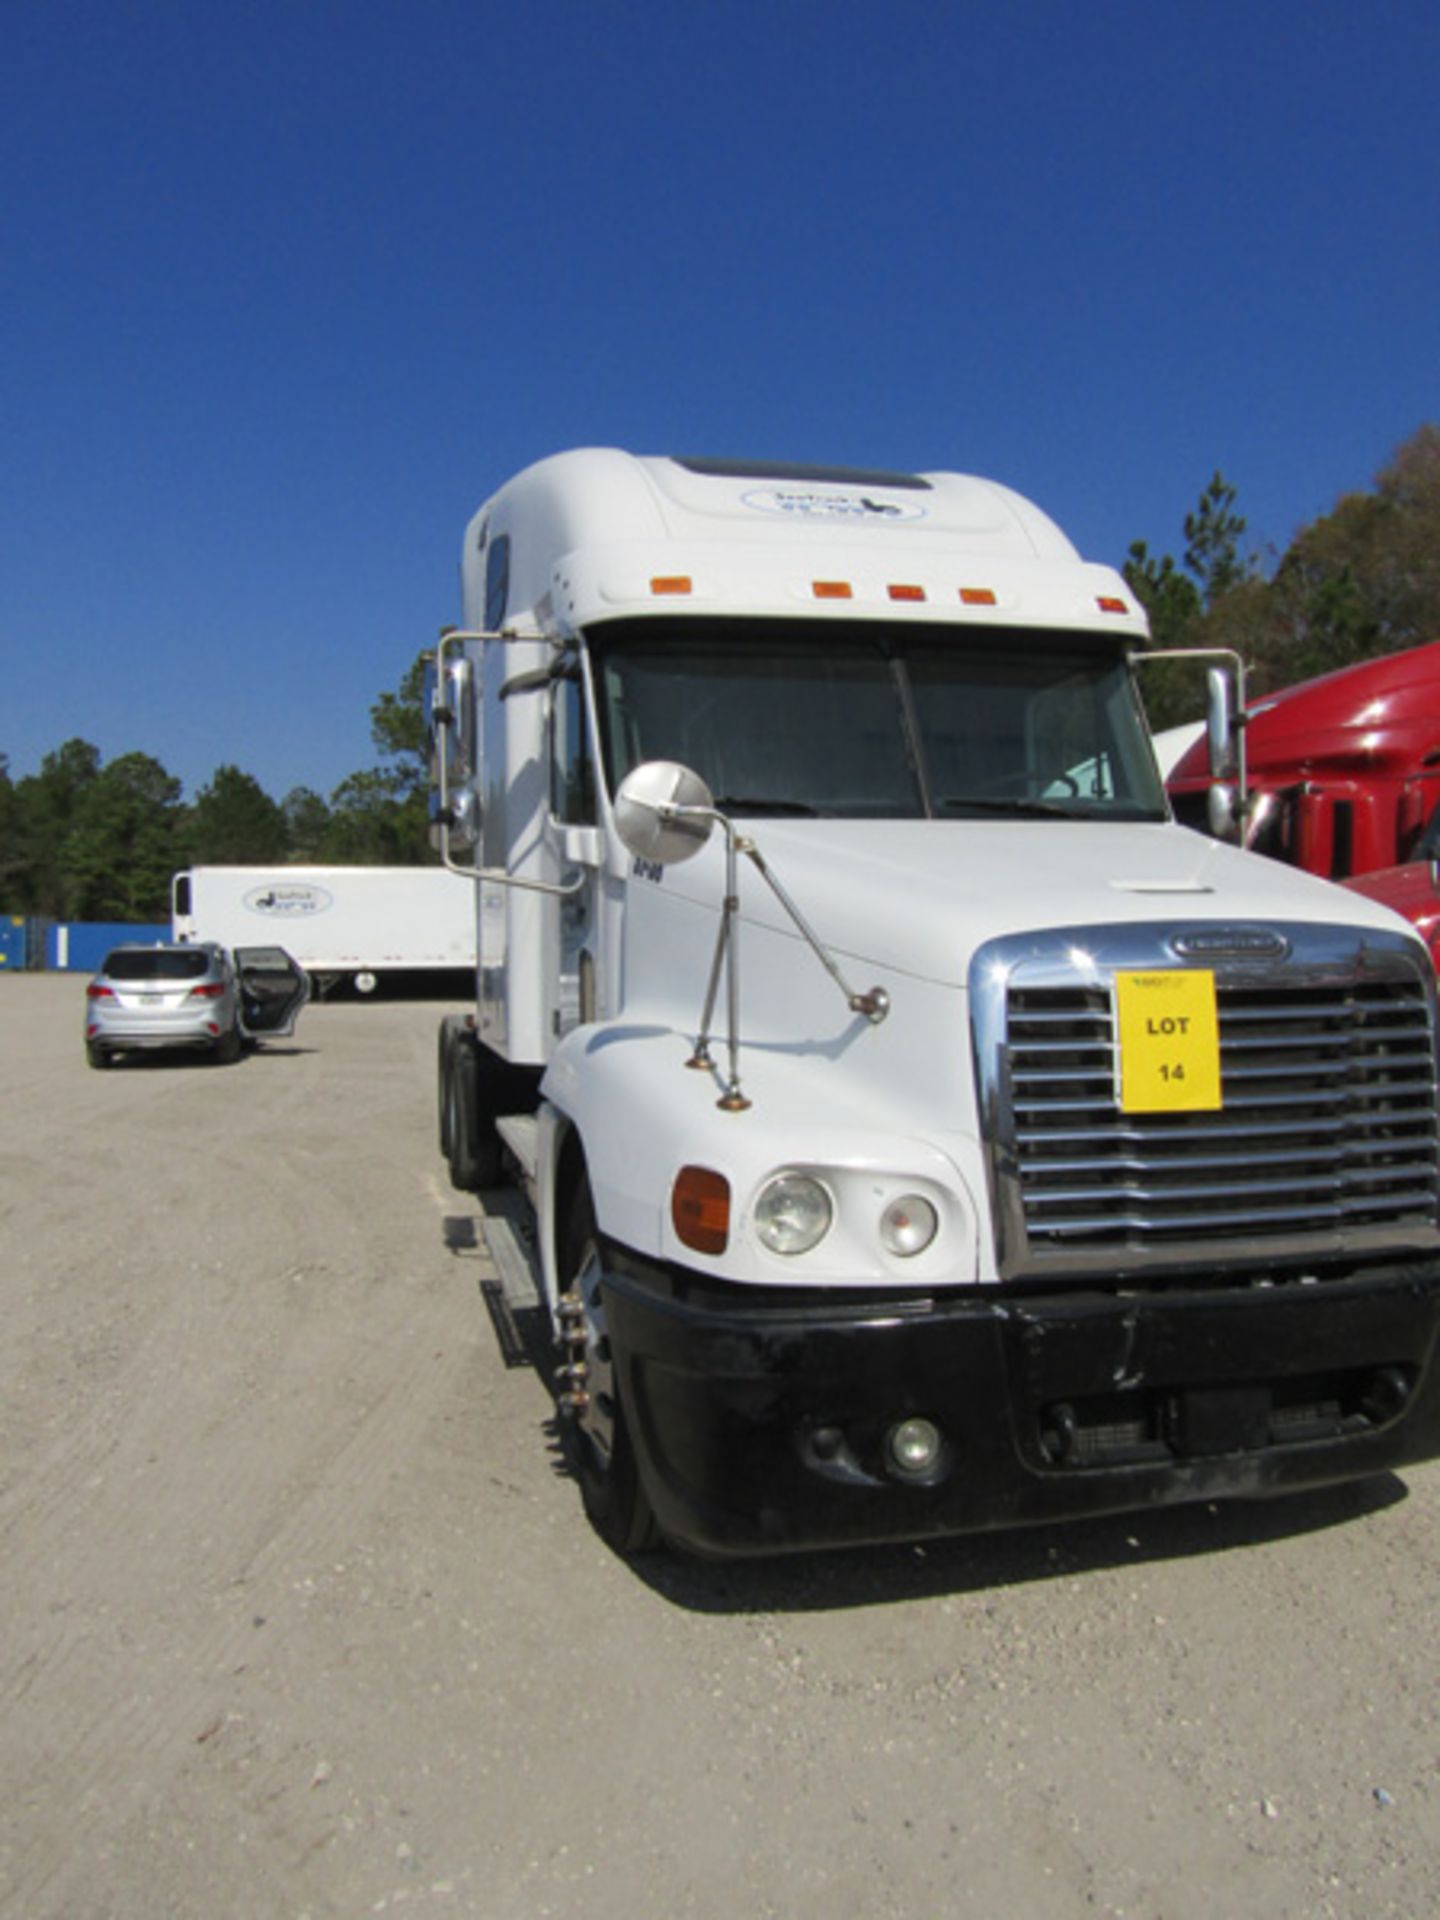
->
<box><xmin>430</xmin><ymin>449</ymin><xmax>1440</xmax><ymax>1558</ymax></box>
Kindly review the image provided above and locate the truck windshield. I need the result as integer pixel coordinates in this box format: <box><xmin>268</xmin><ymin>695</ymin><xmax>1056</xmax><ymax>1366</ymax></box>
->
<box><xmin>589</xmin><ymin>619</ymin><xmax>1166</xmax><ymax>821</ymax></box>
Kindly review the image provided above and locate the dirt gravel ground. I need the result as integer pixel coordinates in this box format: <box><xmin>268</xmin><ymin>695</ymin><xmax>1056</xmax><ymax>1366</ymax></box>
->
<box><xmin>2</xmin><ymin>972</ymin><xmax>1438</xmax><ymax>1920</ymax></box>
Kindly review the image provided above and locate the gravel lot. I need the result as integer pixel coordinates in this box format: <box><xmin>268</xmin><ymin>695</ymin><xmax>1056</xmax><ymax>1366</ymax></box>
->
<box><xmin>2</xmin><ymin>972</ymin><xmax>1438</xmax><ymax>1919</ymax></box>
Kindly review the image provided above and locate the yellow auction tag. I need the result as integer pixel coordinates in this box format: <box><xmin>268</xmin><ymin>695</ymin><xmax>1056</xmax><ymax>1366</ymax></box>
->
<box><xmin>1114</xmin><ymin>970</ymin><xmax>1222</xmax><ymax>1113</ymax></box>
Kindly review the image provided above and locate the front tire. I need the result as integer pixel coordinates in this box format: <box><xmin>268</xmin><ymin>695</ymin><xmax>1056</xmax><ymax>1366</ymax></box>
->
<box><xmin>560</xmin><ymin>1181</ymin><xmax>659</xmax><ymax>1555</ymax></box>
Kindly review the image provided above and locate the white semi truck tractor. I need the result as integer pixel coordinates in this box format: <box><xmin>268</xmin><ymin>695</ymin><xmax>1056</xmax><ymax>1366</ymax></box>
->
<box><xmin>430</xmin><ymin>449</ymin><xmax>1440</xmax><ymax>1558</ymax></box>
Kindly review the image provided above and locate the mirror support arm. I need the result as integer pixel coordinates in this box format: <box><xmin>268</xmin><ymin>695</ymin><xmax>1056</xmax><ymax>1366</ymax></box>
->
<box><xmin>742</xmin><ymin>838</ymin><xmax>890</xmax><ymax>1023</ymax></box>
<box><xmin>685</xmin><ymin>817</ymin><xmax>749</xmax><ymax>1109</ymax></box>
<box><xmin>656</xmin><ymin>802</ymin><xmax>890</xmax><ymax>1112</ymax></box>
<box><xmin>613</xmin><ymin>764</ymin><xmax>888</xmax><ymax>1111</ymax></box>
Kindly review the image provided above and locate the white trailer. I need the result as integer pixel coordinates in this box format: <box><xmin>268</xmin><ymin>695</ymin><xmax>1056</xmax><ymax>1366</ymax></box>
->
<box><xmin>172</xmin><ymin>865</ymin><xmax>476</xmax><ymax>993</ymax></box>
<box><xmin>430</xmin><ymin>449</ymin><xmax>1440</xmax><ymax>1559</ymax></box>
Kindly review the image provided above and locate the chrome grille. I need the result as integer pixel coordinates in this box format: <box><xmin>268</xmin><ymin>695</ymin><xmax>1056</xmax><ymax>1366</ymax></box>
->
<box><xmin>974</xmin><ymin>923</ymin><xmax>1440</xmax><ymax>1278</ymax></box>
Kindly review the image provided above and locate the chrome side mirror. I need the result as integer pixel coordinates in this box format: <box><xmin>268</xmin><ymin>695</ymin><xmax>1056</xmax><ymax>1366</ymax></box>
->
<box><xmin>1205</xmin><ymin>666</ymin><xmax>1244</xmax><ymax>841</ymax></box>
<box><xmin>427</xmin><ymin>644</ymin><xmax>479</xmax><ymax>854</ymax></box>
<box><xmin>613</xmin><ymin>762</ymin><xmax>716</xmax><ymax>865</ymax></box>
<box><xmin>1206</xmin><ymin>665</ymin><xmax>1237</xmax><ymax>781</ymax></box>
<box><xmin>428</xmin><ymin>652</ymin><xmax>476</xmax><ymax>776</ymax></box>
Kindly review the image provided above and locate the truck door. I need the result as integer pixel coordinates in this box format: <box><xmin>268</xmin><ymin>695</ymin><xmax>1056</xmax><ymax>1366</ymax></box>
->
<box><xmin>233</xmin><ymin>946</ymin><xmax>310</xmax><ymax>1038</ymax></box>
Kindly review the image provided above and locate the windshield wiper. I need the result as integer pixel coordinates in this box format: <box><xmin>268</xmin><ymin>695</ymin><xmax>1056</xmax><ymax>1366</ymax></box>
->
<box><xmin>935</xmin><ymin>795</ymin><xmax>1081</xmax><ymax>818</ymax></box>
<box><xmin>711</xmin><ymin>796</ymin><xmax>824</xmax><ymax>816</ymax></box>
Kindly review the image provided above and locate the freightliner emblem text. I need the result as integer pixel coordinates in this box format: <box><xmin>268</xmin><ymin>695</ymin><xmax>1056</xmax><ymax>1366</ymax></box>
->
<box><xmin>1170</xmin><ymin>927</ymin><xmax>1289</xmax><ymax>961</ymax></box>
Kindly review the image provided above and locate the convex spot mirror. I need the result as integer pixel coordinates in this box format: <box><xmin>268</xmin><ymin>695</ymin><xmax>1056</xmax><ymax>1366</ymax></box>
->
<box><xmin>428</xmin><ymin>785</ymin><xmax>480</xmax><ymax>854</ymax></box>
<box><xmin>613</xmin><ymin>762</ymin><xmax>716</xmax><ymax>865</ymax></box>
<box><xmin>1207</xmin><ymin>783</ymin><xmax>1239</xmax><ymax>841</ymax></box>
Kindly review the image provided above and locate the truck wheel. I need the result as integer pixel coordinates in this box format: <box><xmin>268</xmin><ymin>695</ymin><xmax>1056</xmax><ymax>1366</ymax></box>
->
<box><xmin>444</xmin><ymin>1030</ymin><xmax>501</xmax><ymax>1190</ymax></box>
<box><xmin>560</xmin><ymin>1182</ymin><xmax>659</xmax><ymax>1555</ymax></box>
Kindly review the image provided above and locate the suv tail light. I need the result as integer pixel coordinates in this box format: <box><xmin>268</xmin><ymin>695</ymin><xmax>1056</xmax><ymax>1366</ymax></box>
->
<box><xmin>86</xmin><ymin>984</ymin><xmax>115</xmax><ymax>999</ymax></box>
<box><xmin>187</xmin><ymin>983</ymin><xmax>227</xmax><ymax>1000</ymax></box>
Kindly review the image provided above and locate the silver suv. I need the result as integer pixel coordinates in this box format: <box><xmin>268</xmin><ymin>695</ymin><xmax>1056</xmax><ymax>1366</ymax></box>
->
<box><xmin>84</xmin><ymin>942</ymin><xmax>308</xmax><ymax>1068</ymax></box>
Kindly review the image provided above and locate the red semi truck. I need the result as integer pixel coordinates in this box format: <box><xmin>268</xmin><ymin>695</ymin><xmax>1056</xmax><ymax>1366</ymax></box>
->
<box><xmin>1167</xmin><ymin>639</ymin><xmax>1440</xmax><ymax>964</ymax></box>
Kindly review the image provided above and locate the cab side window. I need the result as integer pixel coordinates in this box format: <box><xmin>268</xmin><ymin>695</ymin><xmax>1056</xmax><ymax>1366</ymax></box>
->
<box><xmin>1407</xmin><ymin>801</ymin><xmax>1440</xmax><ymax>864</ymax></box>
<box><xmin>551</xmin><ymin>673</ymin><xmax>596</xmax><ymax>824</ymax></box>
<box><xmin>485</xmin><ymin>535</ymin><xmax>511</xmax><ymax>632</ymax></box>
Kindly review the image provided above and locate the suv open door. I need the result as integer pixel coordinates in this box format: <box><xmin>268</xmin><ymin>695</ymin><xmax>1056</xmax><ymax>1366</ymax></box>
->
<box><xmin>233</xmin><ymin>946</ymin><xmax>310</xmax><ymax>1039</ymax></box>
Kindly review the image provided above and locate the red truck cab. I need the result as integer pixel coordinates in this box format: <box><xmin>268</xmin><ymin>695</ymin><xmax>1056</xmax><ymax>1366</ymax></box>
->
<box><xmin>1167</xmin><ymin>640</ymin><xmax>1440</xmax><ymax>964</ymax></box>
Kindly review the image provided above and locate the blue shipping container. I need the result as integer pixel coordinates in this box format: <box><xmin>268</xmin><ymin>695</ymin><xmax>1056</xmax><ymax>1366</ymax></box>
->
<box><xmin>47</xmin><ymin>922</ymin><xmax>170</xmax><ymax>971</ymax></box>
<box><xmin>0</xmin><ymin>915</ymin><xmax>30</xmax><ymax>970</ymax></box>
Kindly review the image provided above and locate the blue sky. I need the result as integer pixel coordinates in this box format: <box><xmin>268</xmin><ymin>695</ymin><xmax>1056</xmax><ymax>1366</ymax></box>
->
<box><xmin>3</xmin><ymin>0</ymin><xmax>1437</xmax><ymax>803</ymax></box>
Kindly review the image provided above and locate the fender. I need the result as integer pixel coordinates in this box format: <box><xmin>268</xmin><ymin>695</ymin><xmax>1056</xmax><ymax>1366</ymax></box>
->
<box><xmin>536</xmin><ymin>1015</ymin><xmax>989</xmax><ymax>1313</ymax></box>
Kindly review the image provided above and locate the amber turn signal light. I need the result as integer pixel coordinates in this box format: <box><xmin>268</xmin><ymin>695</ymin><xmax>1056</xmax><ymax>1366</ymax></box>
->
<box><xmin>672</xmin><ymin>1165</ymin><xmax>731</xmax><ymax>1255</ymax></box>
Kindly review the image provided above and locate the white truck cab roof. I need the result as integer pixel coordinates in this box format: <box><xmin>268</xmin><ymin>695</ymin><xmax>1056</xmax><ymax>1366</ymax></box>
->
<box><xmin>462</xmin><ymin>449</ymin><xmax>1147</xmax><ymax>643</ymax></box>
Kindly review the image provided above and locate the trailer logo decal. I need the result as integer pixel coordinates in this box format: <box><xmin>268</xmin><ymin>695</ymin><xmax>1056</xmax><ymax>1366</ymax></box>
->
<box><xmin>243</xmin><ymin>883</ymin><xmax>334</xmax><ymax>917</ymax></box>
<box><xmin>740</xmin><ymin>487</ymin><xmax>927</xmax><ymax>525</ymax></box>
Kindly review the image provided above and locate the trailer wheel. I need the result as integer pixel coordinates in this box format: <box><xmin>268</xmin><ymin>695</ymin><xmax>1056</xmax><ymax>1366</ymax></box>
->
<box><xmin>443</xmin><ymin>1029</ymin><xmax>501</xmax><ymax>1190</ymax></box>
<box><xmin>559</xmin><ymin>1181</ymin><xmax>659</xmax><ymax>1555</ymax></box>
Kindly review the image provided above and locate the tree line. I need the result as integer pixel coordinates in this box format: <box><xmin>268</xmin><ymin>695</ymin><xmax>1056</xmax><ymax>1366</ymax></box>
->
<box><xmin>0</xmin><ymin>657</ymin><xmax>431</xmax><ymax>922</ymax></box>
<box><xmin>5</xmin><ymin>425</ymin><xmax>1438</xmax><ymax>921</ymax></box>
<box><xmin>1128</xmin><ymin>422</ymin><xmax>1440</xmax><ymax>731</ymax></box>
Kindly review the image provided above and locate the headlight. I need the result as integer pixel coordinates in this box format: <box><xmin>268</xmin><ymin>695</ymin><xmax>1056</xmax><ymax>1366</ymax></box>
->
<box><xmin>754</xmin><ymin>1172</ymin><xmax>833</xmax><ymax>1256</ymax></box>
<box><xmin>879</xmin><ymin>1194</ymin><xmax>939</xmax><ymax>1257</ymax></box>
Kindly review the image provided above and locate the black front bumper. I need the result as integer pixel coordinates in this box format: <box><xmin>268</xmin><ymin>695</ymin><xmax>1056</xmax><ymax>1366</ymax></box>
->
<box><xmin>600</xmin><ymin>1250</ymin><xmax>1440</xmax><ymax>1557</ymax></box>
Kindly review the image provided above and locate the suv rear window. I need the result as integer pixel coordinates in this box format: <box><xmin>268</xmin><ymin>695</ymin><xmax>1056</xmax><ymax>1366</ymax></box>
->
<box><xmin>103</xmin><ymin>949</ymin><xmax>212</xmax><ymax>981</ymax></box>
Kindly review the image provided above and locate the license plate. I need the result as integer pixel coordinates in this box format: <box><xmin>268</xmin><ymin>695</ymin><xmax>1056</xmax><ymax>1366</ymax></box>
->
<box><xmin>141</xmin><ymin>993</ymin><xmax>163</xmax><ymax>1006</ymax></box>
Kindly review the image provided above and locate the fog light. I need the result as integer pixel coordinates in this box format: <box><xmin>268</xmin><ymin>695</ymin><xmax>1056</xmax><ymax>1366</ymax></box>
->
<box><xmin>1360</xmin><ymin>1365</ymin><xmax>1411</xmax><ymax>1425</ymax></box>
<box><xmin>887</xmin><ymin>1416</ymin><xmax>942</xmax><ymax>1475</ymax></box>
<box><xmin>879</xmin><ymin>1193</ymin><xmax>938</xmax><ymax>1257</ymax></box>
<box><xmin>754</xmin><ymin>1173</ymin><xmax>832</xmax><ymax>1255</ymax></box>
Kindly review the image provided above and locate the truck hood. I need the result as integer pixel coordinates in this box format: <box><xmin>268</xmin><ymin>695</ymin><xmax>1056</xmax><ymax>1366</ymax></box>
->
<box><xmin>678</xmin><ymin>819</ymin><xmax>1417</xmax><ymax>984</ymax></box>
